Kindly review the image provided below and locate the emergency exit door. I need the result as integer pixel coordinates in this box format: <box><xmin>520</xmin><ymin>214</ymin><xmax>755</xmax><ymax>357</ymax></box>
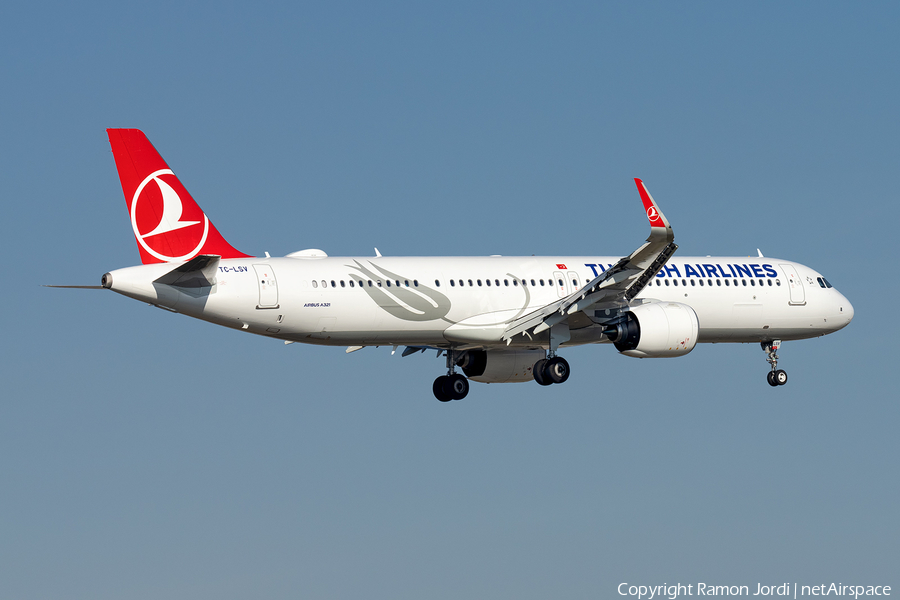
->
<box><xmin>253</xmin><ymin>264</ymin><xmax>279</xmax><ymax>308</ymax></box>
<box><xmin>554</xmin><ymin>271</ymin><xmax>569</xmax><ymax>298</ymax></box>
<box><xmin>779</xmin><ymin>263</ymin><xmax>805</xmax><ymax>306</ymax></box>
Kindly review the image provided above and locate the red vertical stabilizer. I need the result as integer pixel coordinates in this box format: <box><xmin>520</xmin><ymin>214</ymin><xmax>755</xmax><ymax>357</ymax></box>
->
<box><xmin>107</xmin><ymin>128</ymin><xmax>251</xmax><ymax>264</ymax></box>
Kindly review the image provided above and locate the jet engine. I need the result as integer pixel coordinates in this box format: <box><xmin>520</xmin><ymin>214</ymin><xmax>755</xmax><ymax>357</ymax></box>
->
<box><xmin>456</xmin><ymin>349</ymin><xmax>546</xmax><ymax>383</ymax></box>
<box><xmin>604</xmin><ymin>302</ymin><xmax>699</xmax><ymax>358</ymax></box>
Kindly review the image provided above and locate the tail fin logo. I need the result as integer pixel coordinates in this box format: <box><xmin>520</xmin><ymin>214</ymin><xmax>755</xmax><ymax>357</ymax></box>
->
<box><xmin>131</xmin><ymin>169</ymin><xmax>210</xmax><ymax>262</ymax></box>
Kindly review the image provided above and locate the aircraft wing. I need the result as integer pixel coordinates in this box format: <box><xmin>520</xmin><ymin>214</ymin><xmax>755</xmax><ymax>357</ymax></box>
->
<box><xmin>501</xmin><ymin>178</ymin><xmax>678</xmax><ymax>342</ymax></box>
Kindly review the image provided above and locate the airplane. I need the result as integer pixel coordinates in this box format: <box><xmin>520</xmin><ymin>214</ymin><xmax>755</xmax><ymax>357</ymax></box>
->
<box><xmin>56</xmin><ymin>129</ymin><xmax>854</xmax><ymax>401</ymax></box>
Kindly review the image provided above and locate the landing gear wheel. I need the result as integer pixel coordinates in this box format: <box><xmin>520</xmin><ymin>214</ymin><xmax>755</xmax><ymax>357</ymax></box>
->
<box><xmin>444</xmin><ymin>373</ymin><xmax>469</xmax><ymax>400</ymax></box>
<box><xmin>433</xmin><ymin>376</ymin><xmax>452</xmax><ymax>402</ymax></box>
<box><xmin>762</xmin><ymin>340</ymin><xmax>786</xmax><ymax>388</ymax></box>
<box><xmin>533</xmin><ymin>359</ymin><xmax>552</xmax><ymax>386</ymax></box>
<box><xmin>774</xmin><ymin>369</ymin><xmax>788</xmax><ymax>386</ymax></box>
<box><xmin>546</xmin><ymin>357</ymin><xmax>570</xmax><ymax>384</ymax></box>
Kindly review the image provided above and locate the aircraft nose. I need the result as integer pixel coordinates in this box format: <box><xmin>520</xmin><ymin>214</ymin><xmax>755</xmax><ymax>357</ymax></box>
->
<box><xmin>843</xmin><ymin>296</ymin><xmax>854</xmax><ymax>323</ymax></box>
<box><xmin>834</xmin><ymin>291</ymin><xmax>854</xmax><ymax>329</ymax></box>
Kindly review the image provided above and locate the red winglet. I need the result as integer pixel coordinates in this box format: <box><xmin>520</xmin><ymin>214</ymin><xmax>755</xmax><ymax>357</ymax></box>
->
<box><xmin>634</xmin><ymin>178</ymin><xmax>668</xmax><ymax>229</ymax></box>
<box><xmin>107</xmin><ymin>129</ymin><xmax>252</xmax><ymax>264</ymax></box>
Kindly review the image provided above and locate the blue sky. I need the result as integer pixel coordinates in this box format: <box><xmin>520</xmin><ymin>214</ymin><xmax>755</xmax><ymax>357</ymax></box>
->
<box><xmin>1</xmin><ymin>2</ymin><xmax>897</xmax><ymax>598</ymax></box>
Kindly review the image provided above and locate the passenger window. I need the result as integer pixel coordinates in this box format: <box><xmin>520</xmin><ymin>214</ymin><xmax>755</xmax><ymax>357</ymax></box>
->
<box><xmin>767</xmin><ymin>279</ymin><xmax>772</xmax><ymax>286</ymax></box>
<box><xmin>386</xmin><ymin>280</ymin><xmax>391</xmax><ymax>287</ymax></box>
<box><xmin>486</xmin><ymin>279</ymin><xmax>491</xmax><ymax>286</ymax></box>
<box><xmin>331</xmin><ymin>280</ymin><xmax>336</xmax><ymax>287</ymax></box>
<box><xmin>435</xmin><ymin>279</ymin><xmax>440</xmax><ymax>287</ymax></box>
<box><xmin>572</xmin><ymin>279</ymin><xmax>578</xmax><ymax>287</ymax></box>
<box><xmin>665</xmin><ymin>279</ymin><xmax>670</xmax><ymax>286</ymax></box>
<box><xmin>708</xmin><ymin>280</ymin><xmax>712</xmax><ymax>286</ymax></box>
<box><xmin>377</xmin><ymin>280</ymin><xmax>382</xmax><ymax>287</ymax></box>
<box><xmin>776</xmin><ymin>279</ymin><xmax>781</xmax><ymax>286</ymax></box>
<box><xmin>340</xmin><ymin>280</ymin><xmax>345</xmax><ymax>287</ymax></box>
<box><xmin>513</xmin><ymin>280</ymin><xmax>519</xmax><ymax>286</ymax></box>
<box><xmin>724</xmin><ymin>280</ymin><xmax>729</xmax><ymax>286</ymax></box>
<box><xmin>450</xmin><ymin>280</ymin><xmax>456</xmax><ymax>287</ymax></box>
<box><xmin>312</xmin><ymin>280</ymin><xmax>318</xmax><ymax>288</ymax></box>
<box><xmin>674</xmin><ymin>280</ymin><xmax>678</xmax><ymax>286</ymax></box>
<box><xmin>699</xmin><ymin>279</ymin><xmax>704</xmax><ymax>286</ymax></box>
<box><xmin>467</xmin><ymin>279</ymin><xmax>472</xmax><ymax>287</ymax></box>
<box><xmin>504</xmin><ymin>279</ymin><xmax>509</xmax><ymax>286</ymax></box>
<box><xmin>396</xmin><ymin>280</ymin><xmax>400</xmax><ymax>287</ymax></box>
<box><xmin>368</xmin><ymin>280</ymin><xmax>373</xmax><ymax>287</ymax></box>
<box><xmin>321</xmin><ymin>280</ymin><xmax>327</xmax><ymax>288</ymax></box>
<box><xmin>540</xmin><ymin>279</ymin><xmax>545</xmax><ymax>286</ymax></box>
<box><xmin>477</xmin><ymin>279</ymin><xmax>482</xmax><ymax>286</ymax></box>
<box><xmin>495</xmin><ymin>279</ymin><xmax>500</xmax><ymax>286</ymax></box>
<box><xmin>531</xmin><ymin>279</ymin><xmax>536</xmax><ymax>286</ymax></box>
<box><xmin>682</xmin><ymin>279</ymin><xmax>686</xmax><ymax>286</ymax></box>
<box><xmin>742</xmin><ymin>280</ymin><xmax>747</xmax><ymax>286</ymax></box>
<box><xmin>751</xmin><ymin>280</ymin><xmax>756</xmax><ymax>286</ymax></box>
<box><xmin>414</xmin><ymin>280</ymin><xmax>419</xmax><ymax>287</ymax></box>
<box><xmin>716</xmin><ymin>279</ymin><xmax>721</xmax><ymax>286</ymax></box>
<box><xmin>690</xmin><ymin>279</ymin><xmax>696</xmax><ymax>286</ymax></box>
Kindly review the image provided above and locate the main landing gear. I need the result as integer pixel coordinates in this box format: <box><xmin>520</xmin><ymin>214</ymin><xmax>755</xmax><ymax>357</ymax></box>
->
<box><xmin>433</xmin><ymin>350</ymin><xmax>470</xmax><ymax>402</ymax></box>
<box><xmin>533</xmin><ymin>355</ymin><xmax>570</xmax><ymax>386</ymax></box>
<box><xmin>762</xmin><ymin>340</ymin><xmax>788</xmax><ymax>387</ymax></box>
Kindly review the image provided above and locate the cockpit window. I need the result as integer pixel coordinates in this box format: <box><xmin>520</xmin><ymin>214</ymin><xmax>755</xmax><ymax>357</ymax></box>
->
<box><xmin>817</xmin><ymin>277</ymin><xmax>833</xmax><ymax>289</ymax></box>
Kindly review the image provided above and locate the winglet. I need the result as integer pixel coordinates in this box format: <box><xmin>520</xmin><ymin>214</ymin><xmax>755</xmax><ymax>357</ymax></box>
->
<box><xmin>634</xmin><ymin>178</ymin><xmax>673</xmax><ymax>240</ymax></box>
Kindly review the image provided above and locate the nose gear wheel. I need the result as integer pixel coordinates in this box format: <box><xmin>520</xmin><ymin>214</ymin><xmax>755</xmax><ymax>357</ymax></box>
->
<box><xmin>762</xmin><ymin>340</ymin><xmax>788</xmax><ymax>387</ymax></box>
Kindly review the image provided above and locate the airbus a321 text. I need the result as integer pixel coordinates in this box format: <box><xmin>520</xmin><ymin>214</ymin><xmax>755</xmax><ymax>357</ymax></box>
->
<box><xmin>54</xmin><ymin>129</ymin><xmax>854</xmax><ymax>401</ymax></box>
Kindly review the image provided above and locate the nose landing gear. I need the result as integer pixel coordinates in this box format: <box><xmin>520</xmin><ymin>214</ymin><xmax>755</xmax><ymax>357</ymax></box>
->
<box><xmin>433</xmin><ymin>350</ymin><xmax>470</xmax><ymax>402</ymax></box>
<box><xmin>762</xmin><ymin>340</ymin><xmax>788</xmax><ymax>387</ymax></box>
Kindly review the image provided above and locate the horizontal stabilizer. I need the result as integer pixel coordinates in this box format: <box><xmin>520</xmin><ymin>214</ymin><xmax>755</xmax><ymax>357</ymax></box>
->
<box><xmin>44</xmin><ymin>285</ymin><xmax>105</xmax><ymax>289</ymax></box>
<box><xmin>154</xmin><ymin>254</ymin><xmax>220</xmax><ymax>288</ymax></box>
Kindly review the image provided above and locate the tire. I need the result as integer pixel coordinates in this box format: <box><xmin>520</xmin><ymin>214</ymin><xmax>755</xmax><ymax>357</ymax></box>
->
<box><xmin>433</xmin><ymin>376</ymin><xmax>452</xmax><ymax>402</ymax></box>
<box><xmin>546</xmin><ymin>357</ymin><xmax>570</xmax><ymax>384</ymax></box>
<box><xmin>774</xmin><ymin>369</ymin><xmax>788</xmax><ymax>386</ymax></box>
<box><xmin>446</xmin><ymin>373</ymin><xmax>469</xmax><ymax>400</ymax></box>
<box><xmin>533</xmin><ymin>358</ymin><xmax>551</xmax><ymax>386</ymax></box>
<box><xmin>767</xmin><ymin>371</ymin><xmax>778</xmax><ymax>387</ymax></box>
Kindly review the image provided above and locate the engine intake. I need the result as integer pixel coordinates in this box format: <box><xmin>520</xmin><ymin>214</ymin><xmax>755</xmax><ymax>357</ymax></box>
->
<box><xmin>605</xmin><ymin>302</ymin><xmax>699</xmax><ymax>358</ymax></box>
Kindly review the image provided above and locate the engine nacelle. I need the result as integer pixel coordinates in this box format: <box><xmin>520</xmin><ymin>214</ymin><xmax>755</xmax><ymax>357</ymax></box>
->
<box><xmin>456</xmin><ymin>349</ymin><xmax>546</xmax><ymax>383</ymax></box>
<box><xmin>606</xmin><ymin>302</ymin><xmax>699</xmax><ymax>358</ymax></box>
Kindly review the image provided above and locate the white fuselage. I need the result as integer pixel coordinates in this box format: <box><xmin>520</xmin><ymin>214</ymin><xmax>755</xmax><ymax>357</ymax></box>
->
<box><xmin>106</xmin><ymin>254</ymin><xmax>854</xmax><ymax>350</ymax></box>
